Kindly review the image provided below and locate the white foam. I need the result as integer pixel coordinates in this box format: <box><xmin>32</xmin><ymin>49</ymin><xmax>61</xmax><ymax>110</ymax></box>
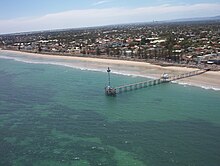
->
<box><xmin>0</xmin><ymin>55</ymin><xmax>101</xmax><ymax>72</ymax></box>
<box><xmin>0</xmin><ymin>55</ymin><xmax>155</xmax><ymax>79</ymax></box>
<box><xmin>172</xmin><ymin>81</ymin><xmax>190</xmax><ymax>86</ymax></box>
<box><xmin>200</xmin><ymin>86</ymin><xmax>220</xmax><ymax>91</ymax></box>
<box><xmin>172</xmin><ymin>80</ymin><xmax>220</xmax><ymax>91</ymax></box>
<box><xmin>111</xmin><ymin>68</ymin><xmax>158</xmax><ymax>79</ymax></box>
<box><xmin>111</xmin><ymin>70</ymin><xmax>156</xmax><ymax>79</ymax></box>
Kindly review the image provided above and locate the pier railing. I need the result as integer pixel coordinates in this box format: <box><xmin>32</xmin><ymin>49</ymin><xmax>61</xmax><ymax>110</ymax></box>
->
<box><xmin>114</xmin><ymin>69</ymin><xmax>208</xmax><ymax>94</ymax></box>
<box><xmin>115</xmin><ymin>79</ymin><xmax>167</xmax><ymax>93</ymax></box>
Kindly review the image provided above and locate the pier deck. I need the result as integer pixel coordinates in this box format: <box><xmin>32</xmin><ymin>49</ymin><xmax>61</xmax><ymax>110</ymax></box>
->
<box><xmin>114</xmin><ymin>69</ymin><xmax>208</xmax><ymax>94</ymax></box>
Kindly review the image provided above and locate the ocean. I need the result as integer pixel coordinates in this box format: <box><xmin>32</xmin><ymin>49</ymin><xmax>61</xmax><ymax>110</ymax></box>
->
<box><xmin>0</xmin><ymin>51</ymin><xmax>220</xmax><ymax>166</ymax></box>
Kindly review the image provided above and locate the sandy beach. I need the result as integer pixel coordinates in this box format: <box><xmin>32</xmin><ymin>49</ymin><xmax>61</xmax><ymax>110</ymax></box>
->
<box><xmin>1</xmin><ymin>49</ymin><xmax>220</xmax><ymax>90</ymax></box>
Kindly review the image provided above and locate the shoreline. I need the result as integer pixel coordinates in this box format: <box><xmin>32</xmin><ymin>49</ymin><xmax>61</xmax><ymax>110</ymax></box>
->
<box><xmin>1</xmin><ymin>49</ymin><xmax>220</xmax><ymax>90</ymax></box>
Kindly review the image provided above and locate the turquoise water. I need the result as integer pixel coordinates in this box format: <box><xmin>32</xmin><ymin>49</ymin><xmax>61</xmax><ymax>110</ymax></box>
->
<box><xmin>0</xmin><ymin>52</ymin><xmax>220</xmax><ymax>166</ymax></box>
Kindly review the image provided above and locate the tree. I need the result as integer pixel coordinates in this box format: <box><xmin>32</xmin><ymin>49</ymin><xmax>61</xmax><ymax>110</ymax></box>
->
<box><xmin>141</xmin><ymin>38</ymin><xmax>147</xmax><ymax>45</ymax></box>
<box><xmin>165</xmin><ymin>35</ymin><xmax>175</xmax><ymax>61</ymax></box>
<box><xmin>106</xmin><ymin>47</ymin><xmax>110</xmax><ymax>56</ymax></box>
<box><xmin>38</xmin><ymin>44</ymin><xmax>42</xmax><ymax>52</ymax></box>
<box><xmin>96</xmin><ymin>47</ymin><xmax>101</xmax><ymax>55</ymax></box>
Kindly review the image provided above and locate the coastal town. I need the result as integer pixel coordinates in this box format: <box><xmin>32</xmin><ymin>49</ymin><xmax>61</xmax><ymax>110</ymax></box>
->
<box><xmin>0</xmin><ymin>20</ymin><xmax>220</xmax><ymax>70</ymax></box>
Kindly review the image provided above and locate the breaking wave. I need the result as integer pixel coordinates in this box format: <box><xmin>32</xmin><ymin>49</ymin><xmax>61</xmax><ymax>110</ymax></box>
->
<box><xmin>172</xmin><ymin>80</ymin><xmax>220</xmax><ymax>91</ymax></box>
<box><xmin>0</xmin><ymin>54</ymin><xmax>219</xmax><ymax>91</ymax></box>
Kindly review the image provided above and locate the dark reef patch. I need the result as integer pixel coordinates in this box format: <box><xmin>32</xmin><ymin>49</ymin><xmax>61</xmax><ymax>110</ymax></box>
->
<box><xmin>0</xmin><ymin>104</ymin><xmax>220</xmax><ymax>166</ymax></box>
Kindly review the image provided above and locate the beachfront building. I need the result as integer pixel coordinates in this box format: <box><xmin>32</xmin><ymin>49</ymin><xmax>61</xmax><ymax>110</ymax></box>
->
<box><xmin>1</xmin><ymin>21</ymin><xmax>220</xmax><ymax>70</ymax></box>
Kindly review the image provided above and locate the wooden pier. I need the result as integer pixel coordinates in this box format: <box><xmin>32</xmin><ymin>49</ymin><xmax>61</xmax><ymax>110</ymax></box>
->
<box><xmin>107</xmin><ymin>69</ymin><xmax>209</xmax><ymax>95</ymax></box>
<box><xmin>115</xmin><ymin>78</ymin><xmax>165</xmax><ymax>94</ymax></box>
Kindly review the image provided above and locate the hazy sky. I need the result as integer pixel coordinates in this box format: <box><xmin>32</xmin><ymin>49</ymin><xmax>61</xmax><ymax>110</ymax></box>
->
<box><xmin>0</xmin><ymin>0</ymin><xmax>220</xmax><ymax>34</ymax></box>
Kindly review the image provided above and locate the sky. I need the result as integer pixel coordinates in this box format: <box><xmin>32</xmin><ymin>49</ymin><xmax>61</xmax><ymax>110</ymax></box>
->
<box><xmin>0</xmin><ymin>0</ymin><xmax>220</xmax><ymax>34</ymax></box>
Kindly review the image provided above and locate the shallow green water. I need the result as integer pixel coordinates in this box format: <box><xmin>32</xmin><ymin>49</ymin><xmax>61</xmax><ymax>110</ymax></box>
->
<box><xmin>0</xmin><ymin>53</ymin><xmax>220</xmax><ymax>166</ymax></box>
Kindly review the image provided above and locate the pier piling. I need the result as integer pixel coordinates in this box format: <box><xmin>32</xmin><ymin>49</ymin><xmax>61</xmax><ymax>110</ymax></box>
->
<box><xmin>105</xmin><ymin>68</ymin><xmax>209</xmax><ymax>96</ymax></box>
